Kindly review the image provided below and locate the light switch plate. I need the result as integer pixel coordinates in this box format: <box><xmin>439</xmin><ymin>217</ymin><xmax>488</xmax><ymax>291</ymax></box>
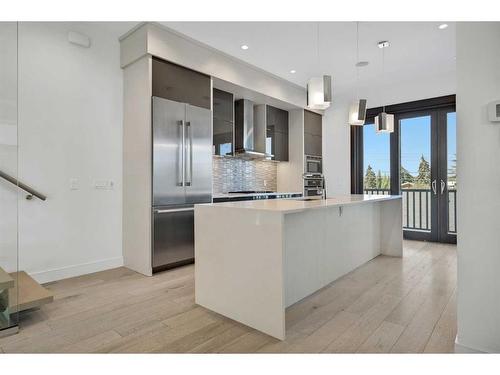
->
<box><xmin>488</xmin><ymin>101</ymin><xmax>500</xmax><ymax>122</ymax></box>
<box><xmin>94</xmin><ymin>180</ymin><xmax>114</xmax><ymax>190</ymax></box>
<box><xmin>69</xmin><ymin>178</ymin><xmax>79</xmax><ymax>190</ymax></box>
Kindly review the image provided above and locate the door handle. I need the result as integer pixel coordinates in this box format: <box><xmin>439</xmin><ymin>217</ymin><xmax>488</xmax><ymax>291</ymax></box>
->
<box><xmin>177</xmin><ymin>120</ymin><xmax>185</xmax><ymax>187</ymax></box>
<box><xmin>431</xmin><ymin>179</ymin><xmax>437</xmax><ymax>195</ymax></box>
<box><xmin>185</xmin><ymin>121</ymin><xmax>192</xmax><ymax>187</ymax></box>
<box><xmin>440</xmin><ymin>179</ymin><xmax>446</xmax><ymax>194</ymax></box>
<box><xmin>154</xmin><ymin>207</ymin><xmax>194</xmax><ymax>214</ymax></box>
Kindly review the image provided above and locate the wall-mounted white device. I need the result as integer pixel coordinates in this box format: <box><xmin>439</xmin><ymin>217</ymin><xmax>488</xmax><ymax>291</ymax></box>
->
<box><xmin>68</xmin><ymin>31</ymin><xmax>91</xmax><ymax>48</ymax></box>
<box><xmin>488</xmin><ymin>100</ymin><xmax>500</xmax><ymax>122</ymax></box>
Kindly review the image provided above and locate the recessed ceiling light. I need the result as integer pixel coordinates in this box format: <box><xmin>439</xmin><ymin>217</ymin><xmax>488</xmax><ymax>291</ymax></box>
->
<box><xmin>290</xmin><ymin>69</ymin><xmax>296</xmax><ymax>74</ymax></box>
<box><xmin>438</xmin><ymin>23</ymin><xmax>449</xmax><ymax>30</ymax></box>
<box><xmin>377</xmin><ymin>41</ymin><xmax>390</xmax><ymax>49</ymax></box>
<box><xmin>240</xmin><ymin>44</ymin><xmax>249</xmax><ymax>50</ymax></box>
<box><xmin>355</xmin><ymin>61</ymin><xmax>369</xmax><ymax>67</ymax></box>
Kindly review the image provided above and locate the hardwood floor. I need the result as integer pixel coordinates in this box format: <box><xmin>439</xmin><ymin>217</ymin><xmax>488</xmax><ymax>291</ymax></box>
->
<box><xmin>0</xmin><ymin>240</ymin><xmax>457</xmax><ymax>353</ymax></box>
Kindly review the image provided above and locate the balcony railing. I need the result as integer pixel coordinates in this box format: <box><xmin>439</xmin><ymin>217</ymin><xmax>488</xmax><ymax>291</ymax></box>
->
<box><xmin>363</xmin><ymin>188</ymin><xmax>457</xmax><ymax>234</ymax></box>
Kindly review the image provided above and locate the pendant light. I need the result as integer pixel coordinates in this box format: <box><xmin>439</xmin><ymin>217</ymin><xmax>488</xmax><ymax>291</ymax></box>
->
<box><xmin>375</xmin><ymin>40</ymin><xmax>394</xmax><ymax>133</ymax></box>
<box><xmin>307</xmin><ymin>23</ymin><xmax>332</xmax><ymax>110</ymax></box>
<box><xmin>349</xmin><ymin>22</ymin><xmax>368</xmax><ymax>126</ymax></box>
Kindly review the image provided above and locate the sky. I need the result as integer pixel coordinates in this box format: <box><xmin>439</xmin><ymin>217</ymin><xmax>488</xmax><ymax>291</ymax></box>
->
<box><xmin>363</xmin><ymin>112</ymin><xmax>456</xmax><ymax>179</ymax></box>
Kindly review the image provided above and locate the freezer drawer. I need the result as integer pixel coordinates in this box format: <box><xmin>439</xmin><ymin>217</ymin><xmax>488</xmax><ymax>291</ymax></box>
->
<box><xmin>153</xmin><ymin>207</ymin><xmax>194</xmax><ymax>272</ymax></box>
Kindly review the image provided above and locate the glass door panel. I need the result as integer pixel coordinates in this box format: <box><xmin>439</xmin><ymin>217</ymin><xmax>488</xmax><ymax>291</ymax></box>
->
<box><xmin>399</xmin><ymin>115</ymin><xmax>433</xmax><ymax>237</ymax></box>
<box><xmin>363</xmin><ymin>123</ymin><xmax>391</xmax><ymax>195</ymax></box>
<box><xmin>436</xmin><ymin>110</ymin><xmax>457</xmax><ymax>243</ymax></box>
<box><xmin>0</xmin><ymin>22</ymin><xmax>19</xmax><ymax>335</ymax></box>
<box><xmin>446</xmin><ymin>112</ymin><xmax>457</xmax><ymax>234</ymax></box>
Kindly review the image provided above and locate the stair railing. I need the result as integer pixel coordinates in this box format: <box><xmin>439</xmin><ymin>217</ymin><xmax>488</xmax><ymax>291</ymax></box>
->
<box><xmin>0</xmin><ymin>169</ymin><xmax>47</xmax><ymax>201</ymax></box>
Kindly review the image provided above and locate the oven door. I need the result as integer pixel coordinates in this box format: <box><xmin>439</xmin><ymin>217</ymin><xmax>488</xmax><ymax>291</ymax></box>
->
<box><xmin>304</xmin><ymin>187</ymin><xmax>322</xmax><ymax>197</ymax></box>
<box><xmin>305</xmin><ymin>159</ymin><xmax>322</xmax><ymax>174</ymax></box>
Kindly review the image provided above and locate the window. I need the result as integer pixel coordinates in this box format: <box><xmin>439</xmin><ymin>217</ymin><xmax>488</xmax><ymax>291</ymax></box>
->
<box><xmin>363</xmin><ymin>123</ymin><xmax>391</xmax><ymax>194</ymax></box>
<box><xmin>219</xmin><ymin>142</ymin><xmax>232</xmax><ymax>156</ymax></box>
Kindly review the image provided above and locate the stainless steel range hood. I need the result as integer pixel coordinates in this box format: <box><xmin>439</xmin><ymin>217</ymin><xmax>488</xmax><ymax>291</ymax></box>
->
<box><xmin>234</xmin><ymin>99</ymin><xmax>272</xmax><ymax>160</ymax></box>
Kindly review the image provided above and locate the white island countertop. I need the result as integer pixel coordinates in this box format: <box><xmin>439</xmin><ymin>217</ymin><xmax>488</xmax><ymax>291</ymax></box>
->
<box><xmin>195</xmin><ymin>193</ymin><xmax>403</xmax><ymax>340</ymax></box>
<box><xmin>202</xmin><ymin>194</ymin><xmax>401</xmax><ymax>214</ymax></box>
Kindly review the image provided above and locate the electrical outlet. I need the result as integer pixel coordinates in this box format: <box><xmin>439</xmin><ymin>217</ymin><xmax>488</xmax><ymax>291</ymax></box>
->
<box><xmin>94</xmin><ymin>180</ymin><xmax>114</xmax><ymax>190</ymax></box>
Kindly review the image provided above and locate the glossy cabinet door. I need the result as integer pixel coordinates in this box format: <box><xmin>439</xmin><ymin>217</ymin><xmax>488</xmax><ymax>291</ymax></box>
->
<box><xmin>266</xmin><ymin>105</ymin><xmax>289</xmax><ymax>161</ymax></box>
<box><xmin>213</xmin><ymin>88</ymin><xmax>233</xmax><ymax>122</ymax></box>
<box><xmin>304</xmin><ymin>110</ymin><xmax>322</xmax><ymax>157</ymax></box>
<box><xmin>185</xmin><ymin>104</ymin><xmax>213</xmax><ymax>204</ymax></box>
<box><xmin>213</xmin><ymin>88</ymin><xmax>234</xmax><ymax>156</ymax></box>
<box><xmin>152</xmin><ymin>57</ymin><xmax>211</xmax><ymax>110</ymax></box>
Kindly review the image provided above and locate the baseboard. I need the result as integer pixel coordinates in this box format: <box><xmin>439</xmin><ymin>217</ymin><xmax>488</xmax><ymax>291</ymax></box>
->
<box><xmin>454</xmin><ymin>335</ymin><xmax>487</xmax><ymax>353</ymax></box>
<box><xmin>28</xmin><ymin>257</ymin><xmax>124</xmax><ymax>284</ymax></box>
<box><xmin>0</xmin><ymin>325</ymin><xmax>19</xmax><ymax>338</ymax></box>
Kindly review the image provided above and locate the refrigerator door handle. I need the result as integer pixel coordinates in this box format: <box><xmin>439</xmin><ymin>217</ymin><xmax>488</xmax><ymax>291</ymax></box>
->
<box><xmin>177</xmin><ymin>120</ymin><xmax>185</xmax><ymax>187</ymax></box>
<box><xmin>154</xmin><ymin>207</ymin><xmax>194</xmax><ymax>214</ymax></box>
<box><xmin>185</xmin><ymin>121</ymin><xmax>192</xmax><ymax>187</ymax></box>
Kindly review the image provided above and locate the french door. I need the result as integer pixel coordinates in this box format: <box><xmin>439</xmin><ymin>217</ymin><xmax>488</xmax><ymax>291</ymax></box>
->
<box><xmin>397</xmin><ymin>107</ymin><xmax>456</xmax><ymax>243</ymax></box>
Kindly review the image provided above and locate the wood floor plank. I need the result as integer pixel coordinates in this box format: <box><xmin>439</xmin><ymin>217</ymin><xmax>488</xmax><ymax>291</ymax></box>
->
<box><xmin>218</xmin><ymin>331</ymin><xmax>274</xmax><ymax>353</ymax></box>
<box><xmin>101</xmin><ymin>307</ymin><xmax>218</xmax><ymax>353</ymax></box>
<box><xmin>188</xmin><ymin>324</ymin><xmax>250</xmax><ymax>353</ymax></box>
<box><xmin>356</xmin><ymin>321</ymin><xmax>405</xmax><ymax>353</ymax></box>
<box><xmin>0</xmin><ymin>241</ymin><xmax>457</xmax><ymax>353</ymax></box>
<box><xmin>424</xmin><ymin>288</ymin><xmax>457</xmax><ymax>353</ymax></box>
<box><xmin>390</xmin><ymin>258</ymin><xmax>457</xmax><ymax>353</ymax></box>
<box><xmin>60</xmin><ymin>330</ymin><xmax>122</xmax><ymax>353</ymax></box>
<box><xmin>322</xmin><ymin>294</ymin><xmax>402</xmax><ymax>353</ymax></box>
<box><xmin>155</xmin><ymin>320</ymin><xmax>235</xmax><ymax>353</ymax></box>
<box><xmin>284</xmin><ymin>311</ymin><xmax>360</xmax><ymax>353</ymax></box>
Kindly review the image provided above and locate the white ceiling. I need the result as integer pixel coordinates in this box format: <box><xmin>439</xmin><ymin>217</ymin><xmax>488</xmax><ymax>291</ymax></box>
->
<box><xmin>161</xmin><ymin>22</ymin><xmax>456</xmax><ymax>100</ymax></box>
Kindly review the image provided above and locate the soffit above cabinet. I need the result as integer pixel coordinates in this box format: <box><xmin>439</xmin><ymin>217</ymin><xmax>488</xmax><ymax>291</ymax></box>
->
<box><xmin>120</xmin><ymin>22</ymin><xmax>306</xmax><ymax>109</ymax></box>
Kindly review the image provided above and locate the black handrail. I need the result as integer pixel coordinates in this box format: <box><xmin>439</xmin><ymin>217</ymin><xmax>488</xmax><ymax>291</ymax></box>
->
<box><xmin>0</xmin><ymin>170</ymin><xmax>47</xmax><ymax>201</ymax></box>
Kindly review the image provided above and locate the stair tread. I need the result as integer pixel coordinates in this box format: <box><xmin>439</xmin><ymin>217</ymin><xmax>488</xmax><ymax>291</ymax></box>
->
<box><xmin>8</xmin><ymin>271</ymin><xmax>54</xmax><ymax>313</ymax></box>
<box><xmin>0</xmin><ymin>267</ymin><xmax>15</xmax><ymax>291</ymax></box>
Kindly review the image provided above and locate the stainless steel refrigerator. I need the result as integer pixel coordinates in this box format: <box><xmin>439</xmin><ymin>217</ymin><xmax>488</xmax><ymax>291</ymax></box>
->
<box><xmin>152</xmin><ymin>96</ymin><xmax>212</xmax><ymax>272</ymax></box>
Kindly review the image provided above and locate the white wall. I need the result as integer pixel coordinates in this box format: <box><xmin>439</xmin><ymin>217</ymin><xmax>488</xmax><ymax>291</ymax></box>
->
<box><xmin>322</xmin><ymin>68</ymin><xmax>456</xmax><ymax>196</ymax></box>
<box><xmin>17</xmin><ymin>22</ymin><xmax>129</xmax><ymax>283</ymax></box>
<box><xmin>456</xmin><ymin>22</ymin><xmax>500</xmax><ymax>353</ymax></box>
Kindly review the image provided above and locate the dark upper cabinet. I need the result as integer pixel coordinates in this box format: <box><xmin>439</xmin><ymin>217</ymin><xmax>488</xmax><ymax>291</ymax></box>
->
<box><xmin>304</xmin><ymin>110</ymin><xmax>322</xmax><ymax>156</ymax></box>
<box><xmin>266</xmin><ymin>105</ymin><xmax>289</xmax><ymax>161</ymax></box>
<box><xmin>213</xmin><ymin>88</ymin><xmax>233</xmax><ymax>122</ymax></box>
<box><xmin>152</xmin><ymin>57</ymin><xmax>211</xmax><ymax>110</ymax></box>
<box><xmin>304</xmin><ymin>133</ymin><xmax>322</xmax><ymax>157</ymax></box>
<box><xmin>212</xmin><ymin>88</ymin><xmax>234</xmax><ymax>156</ymax></box>
<box><xmin>304</xmin><ymin>109</ymin><xmax>322</xmax><ymax>136</ymax></box>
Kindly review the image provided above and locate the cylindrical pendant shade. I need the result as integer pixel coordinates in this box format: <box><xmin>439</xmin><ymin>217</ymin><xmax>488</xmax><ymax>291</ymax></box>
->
<box><xmin>348</xmin><ymin>99</ymin><xmax>367</xmax><ymax>126</ymax></box>
<box><xmin>307</xmin><ymin>75</ymin><xmax>332</xmax><ymax>110</ymax></box>
<box><xmin>375</xmin><ymin>112</ymin><xmax>394</xmax><ymax>133</ymax></box>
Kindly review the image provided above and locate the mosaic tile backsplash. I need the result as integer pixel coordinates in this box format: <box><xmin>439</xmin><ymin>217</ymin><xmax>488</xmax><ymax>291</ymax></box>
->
<box><xmin>212</xmin><ymin>156</ymin><xmax>277</xmax><ymax>194</ymax></box>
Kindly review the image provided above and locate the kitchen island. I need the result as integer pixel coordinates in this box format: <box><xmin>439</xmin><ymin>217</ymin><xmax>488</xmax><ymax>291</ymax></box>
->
<box><xmin>194</xmin><ymin>194</ymin><xmax>402</xmax><ymax>340</ymax></box>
